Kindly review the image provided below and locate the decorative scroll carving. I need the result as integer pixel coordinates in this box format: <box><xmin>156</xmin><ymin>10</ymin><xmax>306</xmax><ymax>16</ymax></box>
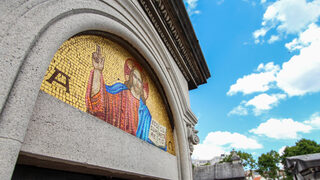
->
<box><xmin>187</xmin><ymin>123</ymin><xmax>200</xmax><ymax>155</ymax></box>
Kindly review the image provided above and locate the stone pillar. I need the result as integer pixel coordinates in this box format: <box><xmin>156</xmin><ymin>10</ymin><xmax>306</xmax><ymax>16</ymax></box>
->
<box><xmin>0</xmin><ymin>138</ymin><xmax>21</xmax><ymax>180</ymax></box>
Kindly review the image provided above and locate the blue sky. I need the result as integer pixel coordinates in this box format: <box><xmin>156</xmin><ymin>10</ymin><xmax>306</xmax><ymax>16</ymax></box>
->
<box><xmin>184</xmin><ymin>0</ymin><xmax>320</xmax><ymax>160</ymax></box>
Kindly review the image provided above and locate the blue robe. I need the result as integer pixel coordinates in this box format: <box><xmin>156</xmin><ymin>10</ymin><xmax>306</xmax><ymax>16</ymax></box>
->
<box><xmin>105</xmin><ymin>82</ymin><xmax>151</xmax><ymax>142</ymax></box>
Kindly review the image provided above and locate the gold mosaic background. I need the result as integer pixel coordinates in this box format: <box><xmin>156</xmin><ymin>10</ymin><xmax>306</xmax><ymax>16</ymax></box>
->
<box><xmin>40</xmin><ymin>35</ymin><xmax>175</xmax><ymax>155</ymax></box>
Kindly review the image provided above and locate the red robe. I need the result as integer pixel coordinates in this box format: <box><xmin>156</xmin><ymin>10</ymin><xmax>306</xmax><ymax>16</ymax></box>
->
<box><xmin>86</xmin><ymin>70</ymin><xmax>139</xmax><ymax>136</ymax></box>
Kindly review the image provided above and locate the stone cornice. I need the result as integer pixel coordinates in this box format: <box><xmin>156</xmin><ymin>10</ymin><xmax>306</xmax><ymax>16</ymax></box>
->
<box><xmin>139</xmin><ymin>0</ymin><xmax>210</xmax><ymax>90</ymax></box>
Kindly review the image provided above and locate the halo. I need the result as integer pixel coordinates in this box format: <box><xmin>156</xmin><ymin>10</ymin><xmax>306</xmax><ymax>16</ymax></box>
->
<box><xmin>124</xmin><ymin>58</ymin><xmax>149</xmax><ymax>100</ymax></box>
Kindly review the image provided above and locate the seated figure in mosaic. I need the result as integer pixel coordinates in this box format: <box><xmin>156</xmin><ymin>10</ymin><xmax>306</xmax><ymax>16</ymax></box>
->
<box><xmin>85</xmin><ymin>45</ymin><xmax>151</xmax><ymax>141</ymax></box>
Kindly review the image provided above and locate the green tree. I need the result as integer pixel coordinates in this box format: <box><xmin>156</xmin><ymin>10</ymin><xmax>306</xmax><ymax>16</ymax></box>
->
<box><xmin>257</xmin><ymin>150</ymin><xmax>280</xmax><ymax>179</ymax></box>
<box><xmin>281</xmin><ymin>139</ymin><xmax>320</xmax><ymax>179</ymax></box>
<box><xmin>221</xmin><ymin>150</ymin><xmax>256</xmax><ymax>169</ymax></box>
<box><xmin>220</xmin><ymin>150</ymin><xmax>256</xmax><ymax>178</ymax></box>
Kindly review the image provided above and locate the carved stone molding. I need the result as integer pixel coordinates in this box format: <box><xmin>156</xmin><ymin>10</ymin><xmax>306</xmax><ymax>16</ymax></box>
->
<box><xmin>187</xmin><ymin>123</ymin><xmax>200</xmax><ymax>155</ymax></box>
<box><xmin>138</xmin><ymin>0</ymin><xmax>210</xmax><ymax>90</ymax></box>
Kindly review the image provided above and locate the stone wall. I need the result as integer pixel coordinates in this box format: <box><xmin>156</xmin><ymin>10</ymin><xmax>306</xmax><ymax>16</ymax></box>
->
<box><xmin>193</xmin><ymin>163</ymin><xmax>245</xmax><ymax>180</ymax></box>
<box><xmin>0</xmin><ymin>0</ymin><xmax>199</xmax><ymax>179</ymax></box>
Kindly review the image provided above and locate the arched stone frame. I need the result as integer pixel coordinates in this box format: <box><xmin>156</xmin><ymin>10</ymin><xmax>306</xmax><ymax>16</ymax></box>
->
<box><xmin>0</xmin><ymin>1</ymin><xmax>198</xmax><ymax>180</ymax></box>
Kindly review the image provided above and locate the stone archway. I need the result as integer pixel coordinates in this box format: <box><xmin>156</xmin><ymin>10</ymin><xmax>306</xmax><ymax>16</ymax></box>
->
<box><xmin>0</xmin><ymin>1</ymin><xmax>194</xmax><ymax>179</ymax></box>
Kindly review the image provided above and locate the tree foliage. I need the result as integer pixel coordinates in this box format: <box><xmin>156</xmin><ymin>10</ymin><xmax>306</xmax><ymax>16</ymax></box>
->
<box><xmin>281</xmin><ymin>139</ymin><xmax>320</xmax><ymax>159</ymax></box>
<box><xmin>281</xmin><ymin>139</ymin><xmax>320</xmax><ymax>178</ymax></box>
<box><xmin>220</xmin><ymin>150</ymin><xmax>256</xmax><ymax>170</ymax></box>
<box><xmin>257</xmin><ymin>150</ymin><xmax>280</xmax><ymax>179</ymax></box>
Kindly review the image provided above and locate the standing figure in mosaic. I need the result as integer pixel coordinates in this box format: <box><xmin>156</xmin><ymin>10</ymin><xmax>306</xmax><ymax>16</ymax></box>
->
<box><xmin>85</xmin><ymin>45</ymin><xmax>151</xmax><ymax>142</ymax></box>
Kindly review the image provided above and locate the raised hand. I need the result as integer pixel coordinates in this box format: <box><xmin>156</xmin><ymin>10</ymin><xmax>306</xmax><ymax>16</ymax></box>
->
<box><xmin>92</xmin><ymin>44</ymin><xmax>105</xmax><ymax>71</ymax></box>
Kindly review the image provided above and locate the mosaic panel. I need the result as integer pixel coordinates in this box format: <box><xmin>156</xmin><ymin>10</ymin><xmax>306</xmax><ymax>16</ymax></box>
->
<box><xmin>40</xmin><ymin>35</ymin><xmax>175</xmax><ymax>155</ymax></box>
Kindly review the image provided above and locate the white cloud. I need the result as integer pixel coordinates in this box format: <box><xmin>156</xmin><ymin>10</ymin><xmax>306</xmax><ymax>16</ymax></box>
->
<box><xmin>229</xmin><ymin>93</ymin><xmax>286</xmax><ymax>116</ymax></box>
<box><xmin>227</xmin><ymin>72</ymin><xmax>274</xmax><ymax>95</ymax></box>
<box><xmin>253</xmin><ymin>0</ymin><xmax>320</xmax><ymax>42</ymax></box>
<box><xmin>304</xmin><ymin>112</ymin><xmax>320</xmax><ymax>128</ymax></box>
<box><xmin>285</xmin><ymin>23</ymin><xmax>320</xmax><ymax>51</ymax></box>
<box><xmin>192</xmin><ymin>131</ymin><xmax>262</xmax><ymax>160</ymax></box>
<box><xmin>228</xmin><ymin>101</ymin><xmax>248</xmax><ymax>116</ymax></box>
<box><xmin>186</xmin><ymin>0</ymin><xmax>198</xmax><ymax>9</ymax></box>
<box><xmin>250</xmin><ymin>118</ymin><xmax>312</xmax><ymax>139</ymax></box>
<box><xmin>261</xmin><ymin>0</ymin><xmax>267</xmax><ymax>3</ymax></box>
<box><xmin>185</xmin><ymin>0</ymin><xmax>201</xmax><ymax>15</ymax></box>
<box><xmin>285</xmin><ymin>38</ymin><xmax>303</xmax><ymax>51</ymax></box>
<box><xmin>193</xmin><ymin>10</ymin><xmax>201</xmax><ymax>14</ymax></box>
<box><xmin>227</xmin><ymin>62</ymin><xmax>280</xmax><ymax>95</ymax></box>
<box><xmin>232</xmin><ymin>24</ymin><xmax>320</xmax><ymax>97</ymax></box>
<box><xmin>277</xmin><ymin>24</ymin><xmax>320</xmax><ymax>96</ymax></box>
<box><xmin>253</xmin><ymin>28</ymin><xmax>268</xmax><ymax>44</ymax></box>
<box><xmin>230</xmin><ymin>2</ymin><xmax>320</xmax><ymax>115</ymax></box>
<box><xmin>268</xmin><ymin>35</ymin><xmax>280</xmax><ymax>43</ymax></box>
<box><xmin>192</xmin><ymin>143</ymin><xmax>226</xmax><ymax>160</ymax></box>
<box><xmin>265</xmin><ymin>0</ymin><xmax>320</xmax><ymax>34</ymax></box>
<box><xmin>246</xmin><ymin>93</ymin><xmax>286</xmax><ymax>115</ymax></box>
<box><xmin>257</xmin><ymin>61</ymin><xmax>280</xmax><ymax>72</ymax></box>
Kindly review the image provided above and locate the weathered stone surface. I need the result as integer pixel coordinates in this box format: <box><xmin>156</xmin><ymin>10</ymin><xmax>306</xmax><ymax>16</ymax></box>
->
<box><xmin>285</xmin><ymin>153</ymin><xmax>320</xmax><ymax>180</ymax></box>
<box><xmin>0</xmin><ymin>138</ymin><xmax>21</xmax><ymax>180</ymax></box>
<box><xmin>0</xmin><ymin>1</ymin><xmax>203</xmax><ymax>179</ymax></box>
<box><xmin>21</xmin><ymin>91</ymin><xmax>179</xmax><ymax>179</ymax></box>
<box><xmin>193</xmin><ymin>163</ymin><xmax>245</xmax><ymax>180</ymax></box>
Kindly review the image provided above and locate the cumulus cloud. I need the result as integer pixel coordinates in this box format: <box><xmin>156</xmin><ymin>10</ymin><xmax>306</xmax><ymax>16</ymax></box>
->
<box><xmin>192</xmin><ymin>131</ymin><xmax>262</xmax><ymax>160</ymax></box>
<box><xmin>246</xmin><ymin>93</ymin><xmax>286</xmax><ymax>115</ymax></box>
<box><xmin>227</xmin><ymin>62</ymin><xmax>280</xmax><ymax>96</ymax></box>
<box><xmin>268</xmin><ymin>35</ymin><xmax>280</xmax><ymax>44</ymax></box>
<box><xmin>185</xmin><ymin>0</ymin><xmax>201</xmax><ymax>15</ymax></box>
<box><xmin>231</xmin><ymin>23</ymin><xmax>320</xmax><ymax>99</ymax></box>
<box><xmin>304</xmin><ymin>112</ymin><xmax>320</xmax><ymax>128</ymax></box>
<box><xmin>229</xmin><ymin>2</ymin><xmax>320</xmax><ymax>117</ymax></box>
<box><xmin>265</xmin><ymin>0</ymin><xmax>320</xmax><ymax>34</ymax></box>
<box><xmin>253</xmin><ymin>0</ymin><xmax>320</xmax><ymax>43</ymax></box>
<box><xmin>253</xmin><ymin>28</ymin><xmax>268</xmax><ymax>44</ymax></box>
<box><xmin>192</xmin><ymin>143</ymin><xmax>226</xmax><ymax>160</ymax></box>
<box><xmin>228</xmin><ymin>101</ymin><xmax>248</xmax><ymax>116</ymax></box>
<box><xmin>227</xmin><ymin>72</ymin><xmax>275</xmax><ymax>95</ymax></box>
<box><xmin>229</xmin><ymin>93</ymin><xmax>286</xmax><ymax>116</ymax></box>
<box><xmin>250</xmin><ymin>118</ymin><xmax>312</xmax><ymax>139</ymax></box>
<box><xmin>277</xmin><ymin>24</ymin><xmax>320</xmax><ymax>96</ymax></box>
<box><xmin>257</xmin><ymin>62</ymin><xmax>281</xmax><ymax>72</ymax></box>
<box><xmin>285</xmin><ymin>23</ymin><xmax>320</xmax><ymax>51</ymax></box>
